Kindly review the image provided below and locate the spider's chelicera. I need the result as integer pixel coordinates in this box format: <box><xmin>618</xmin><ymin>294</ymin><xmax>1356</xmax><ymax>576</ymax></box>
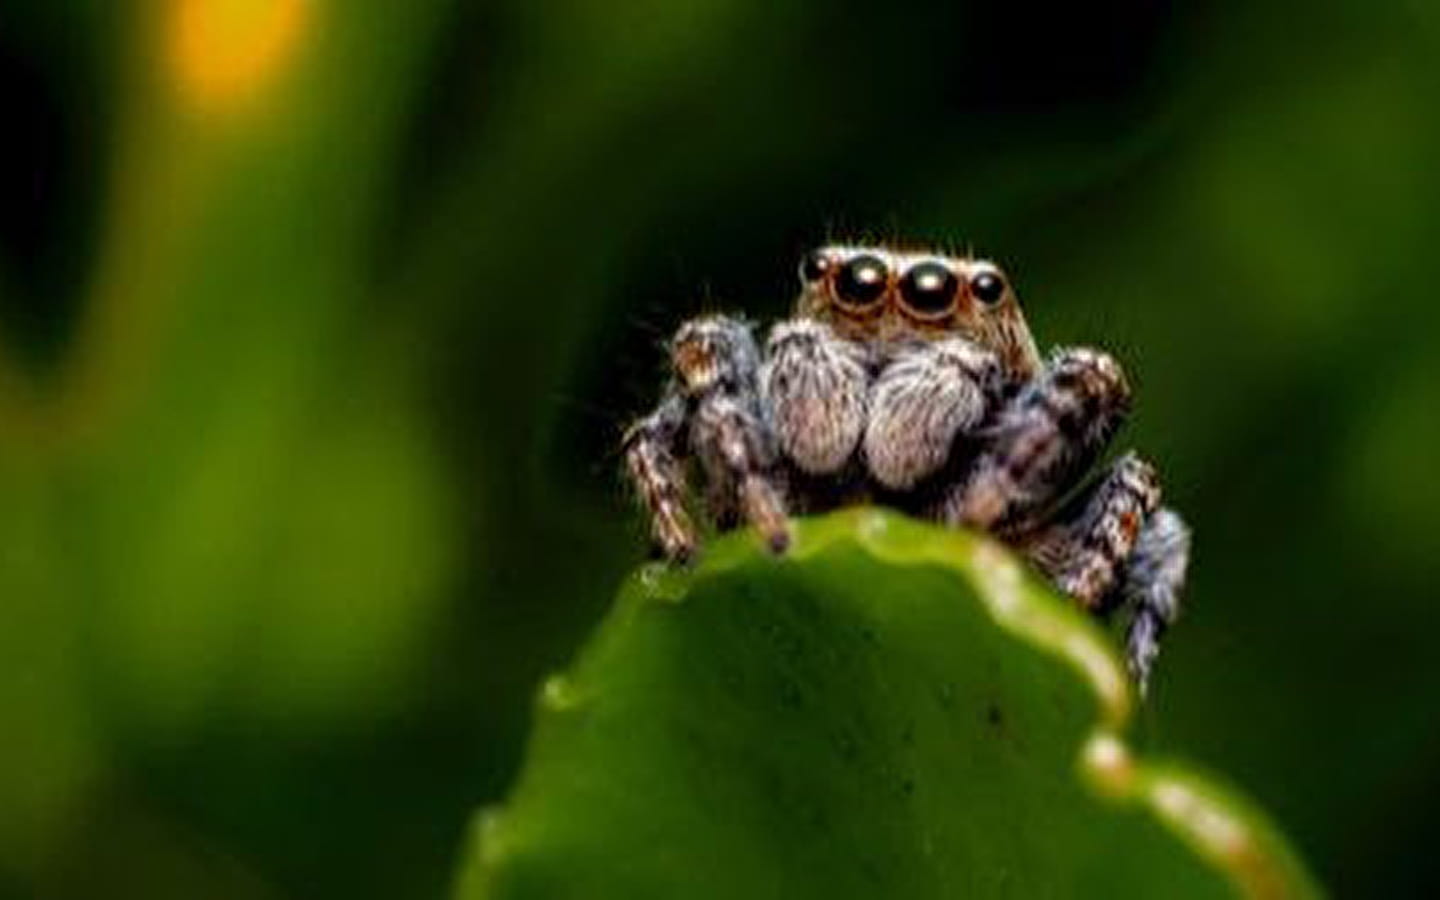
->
<box><xmin>623</xmin><ymin>244</ymin><xmax>1191</xmax><ymax>694</ymax></box>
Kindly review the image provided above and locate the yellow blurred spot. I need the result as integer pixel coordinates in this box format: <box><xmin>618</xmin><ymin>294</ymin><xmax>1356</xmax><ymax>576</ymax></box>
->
<box><xmin>168</xmin><ymin>0</ymin><xmax>309</xmax><ymax>112</ymax></box>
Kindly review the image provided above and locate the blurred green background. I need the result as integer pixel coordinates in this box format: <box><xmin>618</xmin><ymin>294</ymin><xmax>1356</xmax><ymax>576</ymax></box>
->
<box><xmin>1</xmin><ymin>0</ymin><xmax>1437</xmax><ymax>896</ymax></box>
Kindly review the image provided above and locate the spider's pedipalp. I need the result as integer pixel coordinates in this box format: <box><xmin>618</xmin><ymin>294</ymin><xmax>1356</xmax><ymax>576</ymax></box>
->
<box><xmin>761</xmin><ymin>320</ymin><xmax>869</xmax><ymax>476</ymax></box>
<box><xmin>942</xmin><ymin>346</ymin><xmax>1132</xmax><ymax>532</ymax></box>
<box><xmin>864</xmin><ymin>339</ymin><xmax>1002</xmax><ymax>491</ymax></box>
<box><xmin>1120</xmin><ymin>507</ymin><xmax>1191</xmax><ymax>695</ymax></box>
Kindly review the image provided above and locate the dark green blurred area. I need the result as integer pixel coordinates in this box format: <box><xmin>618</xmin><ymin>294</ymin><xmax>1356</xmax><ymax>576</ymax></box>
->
<box><xmin>0</xmin><ymin>0</ymin><xmax>1436</xmax><ymax>897</ymax></box>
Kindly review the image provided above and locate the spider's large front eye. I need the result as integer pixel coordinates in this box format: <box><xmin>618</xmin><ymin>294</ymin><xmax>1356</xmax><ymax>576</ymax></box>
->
<box><xmin>898</xmin><ymin>261</ymin><xmax>958</xmax><ymax>315</ymax></box>
<box><xmin>969</xmin><ymin>270</ymin><xmax>1007</xmax><ymax>306</ymax></box>
<box><xmin>835</xmin><ymin>254</ymin><xmax>889</xmax><ymax>308</ymax></box>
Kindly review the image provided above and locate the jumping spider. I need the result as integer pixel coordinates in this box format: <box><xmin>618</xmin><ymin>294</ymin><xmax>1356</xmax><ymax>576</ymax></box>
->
<box><xmin>623</xmin><ymin>245</ymin><xmax>1191</xmax><ymax>694</ymax></box>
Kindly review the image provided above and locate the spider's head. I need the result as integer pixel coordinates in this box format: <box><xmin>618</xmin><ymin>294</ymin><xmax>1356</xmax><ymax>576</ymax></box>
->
<box><xmin>670</xmin><ymin>316</ymin><xmax>760</xmax><ymax>395</ymax></box>
<box><xmin>795</xmin><ymin>245</ymin><xmax>1041</xmax><ymax>380</ymax></box>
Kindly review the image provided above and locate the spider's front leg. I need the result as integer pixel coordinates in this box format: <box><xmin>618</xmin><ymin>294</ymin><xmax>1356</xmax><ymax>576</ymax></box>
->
<box><xmin>624</xmin><ymin>316</ymin><xmax>790</xmax><ymax>561</ymax></box>
<box><xmin>1022</xmin><ymin>454</ymin><xmax>1189</xmax><ymax>695</ymax></box>
<box><xmin>941</xmin><ymin>346</ymin><xmax>1189</xmax><ymax>693</ymax></box>
<box><xmin>1025</xmin><ymin>452</ymin><xmax>1161</xmax><ymax>606</ymax></box>
<box><xmin>1118</xmin><ymin>507</ymin><xmax>1191</xmax><ymax>694</ymax></box>
<box><xmin>942</xmin><ymin>347</ymin><xmax>1132</xmax><ymax>534</ymax></box>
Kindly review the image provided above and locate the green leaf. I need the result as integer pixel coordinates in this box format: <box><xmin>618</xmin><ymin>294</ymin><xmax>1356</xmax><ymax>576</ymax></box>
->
<box><xmin>456</xmin><ymin>508</ymin><xmax>1318</xmax><ymax>899</ymax></box>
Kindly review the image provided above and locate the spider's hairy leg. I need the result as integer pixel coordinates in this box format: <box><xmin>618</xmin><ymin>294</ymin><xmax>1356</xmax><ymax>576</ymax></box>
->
<box><xmin>691</xmin><ymin>394</ymin><xmax>790</xmax><ymax>553</ymax></box>
<box><xmin>1022</xmin><ymin>452</ymin><xmax>1161</xmax><ymax>608</ymax></box>
<box><xmin>864</xmin><ymin>339</ymin><xmax>1002</xmax><ymax>491</ymax></box>
<box><xmin>623</xmin><ymin>315</ymin><xmax>791</xmax><ymax>559</ymax></box>
<box><xmin>677</xmin><ymin>316</ymin><xmax>792</xmax><ymax>554</ymax></box>
<box><xmin>623</xmin><ymin>392</ymin><xmax>697</xmax><ymax>561</ymax></box>
<box><xmin>761</xmin><ymin>319</ymin><xmax>869</xmax><ymax>477</ymax></box>
<box><xmin>943</xmin><ymin>346</ymin><xmax>1132</xmax><ymax>532</ymax></box>
<box><xmin>1119</xmin><ymin>507</ymin><xmax>1191</xmax><ymax>696</ymax></box>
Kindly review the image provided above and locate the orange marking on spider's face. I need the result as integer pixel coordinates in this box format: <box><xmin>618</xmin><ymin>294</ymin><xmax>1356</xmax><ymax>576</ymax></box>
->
<box><xmin>168</xmin><ymin>0</ymin><xmax>310</xmax><ymax>113</ymax></box>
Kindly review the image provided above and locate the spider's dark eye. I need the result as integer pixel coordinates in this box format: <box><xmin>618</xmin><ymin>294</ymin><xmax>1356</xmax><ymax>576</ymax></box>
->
<box><xmin>800</xmin><ymin>250</ymin><xmax>831</xmax><ymax>284</ymax></box>
<box><xmin>969</xmin><ymin>270</ymin><xmax>1007</xmax><ymax>306</ymax></box>
<box><xmin>835</xmin><ymin>254</ymin><xmax>889</xmax><ymax>308</ymax></box>
<box><xmin>899</xmin><ymin>261</ymin><xmax>958</xmax><ymax>315</ymax></box>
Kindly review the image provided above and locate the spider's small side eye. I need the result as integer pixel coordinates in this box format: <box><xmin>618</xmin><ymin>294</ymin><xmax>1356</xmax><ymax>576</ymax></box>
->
<box><xmin>800</xmin><ymin>250</ymin><xmax>832</xmax><ymax>284</ymax></box>
<box><xmin>969</xmin><ymin>270</ymin><xmax>1007</xmax><ymax>306</ymax></box>
<box><xmin>899</xmin><ymin>261</ymin><xmax>959</xmax><ymax>316</ymax></box>
<box><xmin>835</xmin><ymin>254</ymin><xmax>889</xmax><ymax>308</ymax></box>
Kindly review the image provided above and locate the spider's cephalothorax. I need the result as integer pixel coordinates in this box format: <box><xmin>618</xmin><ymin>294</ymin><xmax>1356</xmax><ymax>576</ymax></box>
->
<box><xmin>623</xmin><ymin>244</ymin><xmax>1191</xmax><ymax>694</ymax></box>
<box><xmin>795</xmin><ymin>245</ymin><xmax>1041</xmax><ymax>381</ymax></box>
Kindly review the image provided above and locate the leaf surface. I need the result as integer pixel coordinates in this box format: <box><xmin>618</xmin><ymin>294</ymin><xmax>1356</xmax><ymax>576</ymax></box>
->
<box><xmin>458</xmin><ymin>509</ymin><xmax>1318</xmax><ymax>899</ymax></box>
